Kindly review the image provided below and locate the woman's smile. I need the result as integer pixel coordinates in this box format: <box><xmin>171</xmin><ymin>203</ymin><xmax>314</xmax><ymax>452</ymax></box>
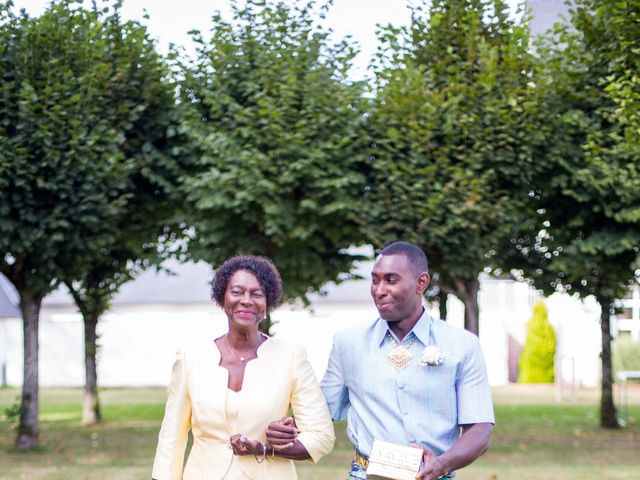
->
<box><xmin>224</xmin><ymin>270</ymin><xmax>267</xmax><ymax>324</ymax></box>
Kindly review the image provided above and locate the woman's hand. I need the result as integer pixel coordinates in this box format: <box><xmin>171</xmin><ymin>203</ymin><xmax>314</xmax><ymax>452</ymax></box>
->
<box><xmin>264</xmin><ymin>416</ymin><xmax>311</xmax><ymax>460</ymax></box>
<box><xmin>229</xmin><ymin>434</ymin><xmax>264</xmax><ymax>456</ymax></box>
<box><xmin>265</xmin><ymin>416</ymin><xmax>298</xmax><ymax>451</ymax></box>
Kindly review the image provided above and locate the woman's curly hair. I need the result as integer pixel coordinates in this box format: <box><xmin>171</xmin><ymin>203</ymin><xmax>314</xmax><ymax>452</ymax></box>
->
<box><xmin>211</xmin><ymin>255</ymin><xmax>283</xmax><ymax>312</ymax></box>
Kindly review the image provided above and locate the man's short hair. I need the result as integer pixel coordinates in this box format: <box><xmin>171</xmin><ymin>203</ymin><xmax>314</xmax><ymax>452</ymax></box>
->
<box><xmin>380</xmin><ymin>241</ymin><xmax>429</xmax><ymax>275</ymax></box>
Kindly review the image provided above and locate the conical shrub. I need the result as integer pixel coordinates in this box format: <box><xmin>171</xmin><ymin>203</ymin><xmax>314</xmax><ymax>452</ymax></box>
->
<box><xmin>518</xmin><ymin>300</ymin><xmax>556</xmax><ymax>383</ymax></box>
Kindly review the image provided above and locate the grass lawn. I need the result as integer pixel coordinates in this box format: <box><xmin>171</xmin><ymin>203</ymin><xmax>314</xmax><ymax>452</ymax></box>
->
<box><xmin>1</xmin><ymin>384</ymin><xmax>639</xmax><ymax>479</ymax></box>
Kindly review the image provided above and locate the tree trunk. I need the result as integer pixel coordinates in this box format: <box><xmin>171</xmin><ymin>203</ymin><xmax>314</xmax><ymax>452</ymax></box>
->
<box><xmin>438</xmin><ymin>290</ymin><xmax>448</xmax><ymax>321</ymax></box>
<box><xmin>453</xmin><ymin>276</ymin><xmax>480</xmax><ymax>335</ymax></box>
<box><xmin>15</xmin><ymin>294</ymin><xmax>42</xmax><ymax>449</ymax></box>
<box><xmin>82</xmin><ymin>313</ymin><xmax>102</xmax><ymax>424</ymax></box>
<box><xmin>598</xmin><ymin>297</ymin><xmax>619</xmax><ymax>429</ymax></box>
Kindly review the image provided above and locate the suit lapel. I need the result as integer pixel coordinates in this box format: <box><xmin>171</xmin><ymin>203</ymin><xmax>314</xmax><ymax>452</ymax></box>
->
<box><xmin>191</xmin><ymin>339</ymin><xmax>232</xmax><ymax>435</ymax></box>
<box><xmin>236</xmin><ymin>338</ymin><xmax>280</xmax><ymax>435</ymax></box>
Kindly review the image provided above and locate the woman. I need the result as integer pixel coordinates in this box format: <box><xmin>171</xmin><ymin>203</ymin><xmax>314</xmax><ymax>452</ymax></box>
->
<box><xmin>152</xmin><ymin>255</ymin><xmax>335</xmax><ymax>480</ymax></box>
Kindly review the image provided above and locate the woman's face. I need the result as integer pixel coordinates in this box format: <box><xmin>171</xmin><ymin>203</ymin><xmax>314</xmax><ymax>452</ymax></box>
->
<box><xmin>223</xmin><ymin>269</ymin><xmax>267</xmax><ymax>328</ymax></box>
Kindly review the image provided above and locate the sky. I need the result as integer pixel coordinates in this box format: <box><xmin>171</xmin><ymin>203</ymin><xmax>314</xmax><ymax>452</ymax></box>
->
<box><xmin>10</xmin><ymin>0</ymin><xmax>521</xmax><ymax>79</ymax></box>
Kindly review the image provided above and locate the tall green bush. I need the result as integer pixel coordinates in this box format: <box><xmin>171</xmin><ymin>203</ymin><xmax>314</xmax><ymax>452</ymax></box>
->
<box><xmin>518</xmin><ymin>300</ymin><xmax>556</xmax><ymax>383</ymax></box>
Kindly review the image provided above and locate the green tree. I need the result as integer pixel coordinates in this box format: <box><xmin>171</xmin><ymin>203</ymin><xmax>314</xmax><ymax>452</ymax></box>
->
<box><xmin>177</xmin><ymin>0</ymin><xmax>369</xmax><ymax>319</ymax></box>
<box><xmin>516</xmin><ymin>0</ymin><xmax>640</xmax><ymax>427</ymax></box>
<box><xmin>0</xmin><ymin>0</ymin><xmax>182</xmax><ymax>442</ymax></box>
<box><xmin>591</xmin><ymin>0</ymin><xmax>640</xmax><ymax>159</ymax></box>
<box><xmin>56</xmin><ymin>2</ymin><xmax>185</xmax><ymax>424</ymax></box>
<box><xmin>518</xmin><ymin>300</ymin><xmax>556</xmax><ymax>383</ymax></box>
<box><xmin>366</xmin><ymin>0</ymin><xmax>544</xmax><ymax>334</ymax></box>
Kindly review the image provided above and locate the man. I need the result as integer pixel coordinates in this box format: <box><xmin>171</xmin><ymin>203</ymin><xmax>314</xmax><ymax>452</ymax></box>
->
<box><xmin>268</xmin><ymin>241</ymin><xmax>494</xmax><ymax>479</ymax></box>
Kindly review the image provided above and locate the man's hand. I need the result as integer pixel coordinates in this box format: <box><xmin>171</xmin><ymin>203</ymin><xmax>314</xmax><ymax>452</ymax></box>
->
<box><xmin>229</xmin><ymin>434</ymin><xmax>263</xmax><ymax>456</ymax></box>
<box><xmin>414</xmin><ymin>446</ymin><xmax>449</xmax><ymax>480</ymax></box>
<box><xmin>414</xmin><ymin>422</ymin><xmax>493</xmax><ymax>478</ymax></box>
<box><xmin>265</xmin><ymin>416</ymin><xmax>298</xmax><ymax>451</ymax></box>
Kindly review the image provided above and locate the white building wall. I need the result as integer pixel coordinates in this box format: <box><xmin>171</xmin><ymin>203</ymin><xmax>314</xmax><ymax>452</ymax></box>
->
<box><xmin>0</xmin><ymin>300</ymin><xmax>451</xmax><ymax>388</ymax></box>
<box><xmin>2</xmin><ymin>305</ymin><xmax>226</xmax><ymax>388</ymax></box>
<box><xmin>614</xmin><ymin>284</ymin><xmax>640</xmax><ymax>342</ymax></box>
<box><xmin>0</xmin><ymin>282</ymin><xmax>606</xmax><ymax>389</ymax></box>
<box><xmin>546</xmin><ymin>293</ymin><xmax>601</xmax><ymax>388</ymax></box>
<box><xmin>476</xmin><ymin>277</ymin><xmax>540</xmax><ymax>386</ymax></box>
<box><xmin>271</xmin><ymin>302</ymin><xmax>378</xmax><ymax>379</ymax></box>
<box><xmin>1</xmin><ymin>316</ymin><xmax>22</xmax><ymax>386</ymax></box>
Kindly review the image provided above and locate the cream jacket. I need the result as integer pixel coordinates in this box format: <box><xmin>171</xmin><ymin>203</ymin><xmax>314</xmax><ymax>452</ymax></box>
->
<box><xmin>152</xmin><ymin>336</ymin><xmax>335</xmax><ymax>480</ymax></box>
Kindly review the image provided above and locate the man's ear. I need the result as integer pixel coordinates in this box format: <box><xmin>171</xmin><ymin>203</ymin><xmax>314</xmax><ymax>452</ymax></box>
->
<box><xmin>416</xmin><ymin>272</ymin><xmax>430</xmax><ymax>294</ymax></box>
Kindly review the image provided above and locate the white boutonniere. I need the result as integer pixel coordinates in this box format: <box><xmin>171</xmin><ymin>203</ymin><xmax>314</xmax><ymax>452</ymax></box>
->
<box><xmin>420</xmin><ymin>345</ymin><xmax>445</xmax><ymax>366</ymax></box>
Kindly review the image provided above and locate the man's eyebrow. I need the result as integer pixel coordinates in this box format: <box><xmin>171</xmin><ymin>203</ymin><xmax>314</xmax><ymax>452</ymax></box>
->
<box><xmin>371</xmin><ymin>271</ymin><xmax>400</xmax><ymax>277</ymax></box>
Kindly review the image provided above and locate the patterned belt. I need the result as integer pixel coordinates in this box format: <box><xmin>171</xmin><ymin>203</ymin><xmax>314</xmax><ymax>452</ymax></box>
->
<box><xmin>353</xmin><ymin>451</ymin><xmax>369</xmax><ymax>469</ymax></box>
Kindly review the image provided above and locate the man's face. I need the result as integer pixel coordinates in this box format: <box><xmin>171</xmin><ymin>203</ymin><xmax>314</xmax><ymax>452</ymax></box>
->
<box><xmin>370</xmin><ymin>254</ymin><xmax>425</xmax><ymax>323</ymax></box>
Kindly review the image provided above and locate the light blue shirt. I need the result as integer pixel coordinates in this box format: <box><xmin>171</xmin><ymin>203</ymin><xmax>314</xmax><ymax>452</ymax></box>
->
<box><xmin>320</xmin><ymin>310</ymin><xmax>494</xmax><ymax>463</ymax></box>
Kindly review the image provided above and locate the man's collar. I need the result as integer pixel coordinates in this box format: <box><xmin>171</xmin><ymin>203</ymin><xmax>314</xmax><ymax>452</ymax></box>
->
<box><xmin>374</xmin><ymin>308</ymin><xmax>432</xmax><ymax>346</ymax></box>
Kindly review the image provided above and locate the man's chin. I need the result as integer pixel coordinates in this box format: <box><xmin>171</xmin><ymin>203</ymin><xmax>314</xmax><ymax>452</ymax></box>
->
<box><xmin>379</xmin><ymin>314</ymin><xmax>400</xmax><ymax>322</ymax></box>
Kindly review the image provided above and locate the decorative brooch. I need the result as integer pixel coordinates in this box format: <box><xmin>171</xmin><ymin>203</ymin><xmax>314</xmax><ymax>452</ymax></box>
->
<box><xmin>386</xmin><ymin>334</ymin><xmax>416</xmax><ymax>370</ymax></box>
<box><xmin>419</xmin><ymin>346</ymin><xmax>445</xmax><ymax>366</ymax></box>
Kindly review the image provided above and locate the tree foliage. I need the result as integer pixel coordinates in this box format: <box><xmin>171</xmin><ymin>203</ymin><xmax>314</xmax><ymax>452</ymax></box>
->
<box><xmin>518</xmin><ymin>300</ymin><xmax>556</xmax><ymax>383</ymax></box>
<box><xmin>366</xmin><ymin>0</ymin><xmax>544</xmax><ymax>334</ymax></box>
<box><xmin>57</xmin><ymin>1</ymin><xmax>185</xmax><ymax>425</ymax></box>
<box><xmin>589</xmin><ymin>0</ymin><xmax>640</xmax><ymax>159</ymax></box>
<box><xmin>177</xmin><ymin>0</ymin><xmax>369</xmax><ymax>309</ymax></box>
<box><xmin>516</xmin><ymin>0</ymin><xmax>640</xmax><ymax>428</ymax></box>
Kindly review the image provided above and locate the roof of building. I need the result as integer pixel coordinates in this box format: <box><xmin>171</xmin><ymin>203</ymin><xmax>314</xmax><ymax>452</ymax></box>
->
<box><xmin>0</xmin><ymin>273</ymin><xmax>20</xmax><ymax>318</ymax></box>
<box><xmin>37</xmin><ymin>253</ymin><xmax>375</xmax><ymax>308</ymax></box>
<box><xmin>1</xmin><ymin>246</ymin><xmax>375</xmax><ymax>315</ymax></box>
<box><xmin>42</xmin><ymin>259</ymin><xmax>215</xmax><ymax>306</ymax></box>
